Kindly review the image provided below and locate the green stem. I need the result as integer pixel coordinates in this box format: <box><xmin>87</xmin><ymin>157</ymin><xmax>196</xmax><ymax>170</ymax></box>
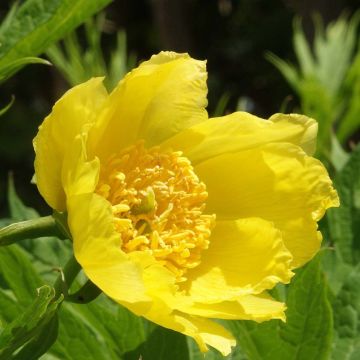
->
<box><xmin>52</xmin><ymin>211</ymin><xmax>72</xmax><ymax>240</ymax></box>
<box><xmin>53</xmin><ymin>255</ymin><xmax>81</xmax><ymax>300</ymax></box>
<box><xmin>67</xmin><ymin>280</ymin><xmax>102</xmax><ymax>304</ymax></box>
<box><xmin>0</xmin><ymin>215</ymin><xmax>65</xmax><ymax>246</ymax></box>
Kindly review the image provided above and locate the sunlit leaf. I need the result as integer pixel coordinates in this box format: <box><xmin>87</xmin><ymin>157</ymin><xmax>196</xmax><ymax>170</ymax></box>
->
<box><xmin>12</xmin><ymin>314</ymin><xmax>59</xmax><ymax>360</ymax></box>
<box><xmin>327</xmin><ymin>144</ymin><xmax>360</xmax><ymax>264</ymax></box>
<box><xmin>46</xmin><ymin>14</ymin><xmax>132</xmax><ymax>90</ymax></box>
<box><xmin>0</xmin><ymin>286</ymin><xmax>62</xmax><ymax>359</ymax></box>
<box><xmin>0</xmin><ymin>245</ymin><xmax>43</xmax><ymax>307</ymax></box>
<box><xmin>293</xmin><ymin>17</ymin><xmax>315</xmax><ymax>77</ymax></box>
<box><xmin>337</xmin><ymin>53</ymin><xmax>360</xmax><ymax>142</ymax></box>
<box><xmin>129</xmin><ymin>324</ymin><xmax>189</xmax><ymax>360</ymax></box>
<box><xmin>0</xmin><ymin>0</ymin><xmax>113</xmax><ymax>81</ymax></box>
<box><xmin>332</xmin><ymin>265</ymin><xmax>360</xmax><ymax>359</ymax></box>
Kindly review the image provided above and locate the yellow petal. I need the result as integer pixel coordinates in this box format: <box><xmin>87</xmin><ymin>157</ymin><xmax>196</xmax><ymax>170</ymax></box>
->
<box><xmin>185</xmin><ymin>218</ymin><xmax>293</xmax><ymax>303</ymax></box>
<box><xmin>33</xmin><ymin>77</ymin><xmax>107</xmax><ymax>210</ymax></box>
<box><xmin>179</xmin><ymin>293</ymin><xmax>286</xmax><ymax>322</ymax></box>
<box><xmin>125</xmin><ymin>299</ymin><xmax>235</xmax><ymax>355</ymax></box>
<box><xmin>117</xmin><ymin>252</ymin><xmax>236</xmax><ymax>354</ymax></box>
<box><xmin>236</xmin><ymin>293</ymin><xmax>286</xmax><ymax>322</ymax></box>
<box><xmin>67</xmin><ymin>191</ymin><xmax>152</xmax><ymax>304</ymax></box>
<box><xmin>90</xmin><ymin>51</ymin><xmax>208</xmax><ymax>161</ymax></box>
<box><xmin>195</xmin><ymin>143</ymin><xmax>339</xmax><ymax>267</ymax></box>
<box><xmin>161</xmin><ymin>111</ymin><xmax>317</xmax><ymax>165</ymax></box>
<box><xmin>174</xmin><ymin>314</ymin><xmax>236</xmax><ymax>355</ymax></box>
<box><xmin>62</xmin><ymin>134</ymin><xmax>151</xmax><ymax>304</ymax></box>
<box><xmin>62</xmin><ymin>133</ymin><xmax>100</xmax><ymax>198</ymax></box>
<box><xmin>269</xmin><ymin>113</ymin><xmax>317</xmax><ymax>155</ymax></box>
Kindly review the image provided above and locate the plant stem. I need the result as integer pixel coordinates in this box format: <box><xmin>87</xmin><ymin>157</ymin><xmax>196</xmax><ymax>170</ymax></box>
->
<box><xmin>67</xmin><ymin>280</ymin><xmax>102</xmax><ymax>304</ymax></box>
<box><xmin>53</xmin><ymin>255</ymin><xmax>82</xmax><ymax>300</ymax></box>
<box><xmin>0</xmin><ymin>215</ymin><xmax>64</xmax><ymax>246</ymax></box>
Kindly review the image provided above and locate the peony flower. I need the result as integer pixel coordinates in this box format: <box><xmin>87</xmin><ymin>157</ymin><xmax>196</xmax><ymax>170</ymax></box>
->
<box><xmin>33</xmin><ymin>52</ymin><xmax>339</xmax><ymax>355</ymax></box>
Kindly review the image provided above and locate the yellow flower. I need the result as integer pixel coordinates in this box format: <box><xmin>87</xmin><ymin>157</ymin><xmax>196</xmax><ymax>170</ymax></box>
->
<box><xmin>33</xmin><ymin>52</ymin><xmax>339</xmax><ymax>355</ymax></box>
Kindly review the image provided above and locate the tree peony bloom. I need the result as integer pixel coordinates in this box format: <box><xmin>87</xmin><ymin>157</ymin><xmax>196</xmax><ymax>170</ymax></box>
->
<box><xmin>33</xmin><ymin>52</ymin><xmax>339</xmax><ymax>355</ymax></box>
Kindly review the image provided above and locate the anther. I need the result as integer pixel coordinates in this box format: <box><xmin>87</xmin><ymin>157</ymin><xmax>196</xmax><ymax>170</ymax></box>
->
<box><xmin>96</xmin><ymin>141</ymin><xmax>215</xmax><ymax>282</ymax></box>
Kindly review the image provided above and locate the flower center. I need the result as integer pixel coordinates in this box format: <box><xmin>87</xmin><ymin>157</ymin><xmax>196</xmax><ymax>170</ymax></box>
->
<box><xmin>96</xmin><ymin>141</ymin><xmax>215</xmax><ymax>282</ymax></box>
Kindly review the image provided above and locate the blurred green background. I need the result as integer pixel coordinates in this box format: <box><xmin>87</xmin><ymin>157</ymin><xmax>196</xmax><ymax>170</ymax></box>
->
<box><xmin>0</xmin><ymin>0</ymin><xmax>358</xmax><ymax>217</ymax></box>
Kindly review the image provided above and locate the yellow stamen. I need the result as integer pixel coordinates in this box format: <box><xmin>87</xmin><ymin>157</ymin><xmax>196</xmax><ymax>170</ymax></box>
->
<box><xmin>112</xmin><ymin>204</ymin><xmax>131</xmax><ymax>214</ymax></box>
<box><xmin>96</xmin><ymin>141</ymin><xmax>215</xmax><ymax>282</ymax></box>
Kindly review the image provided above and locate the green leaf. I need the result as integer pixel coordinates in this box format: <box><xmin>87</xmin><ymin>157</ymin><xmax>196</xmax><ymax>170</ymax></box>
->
<box><xmin>0</xmin><ymin>245</ymin><xmax>43</xmax><ymax>306</ymax></box>
<box><xmin>320</xmin><ymin>247</ymin><xmax>353</xmax><ymax>296</ymax></box>
<box><xmin>0</xmin><ymin>219</ymin><xmax>12</xmax><ymax>228</ymax></box>
<box><xmin>278</xmin><ymin>259</ymin><xmax>333</xmax><ymax>359</ymax></box>
<box><xmin>0</xmin><ymin>2</ymin><xmax>19</xmax><ymax>35</ymax></box>
<box><xmin>99</xmin><ymin>301</ymin><xmax>145</xmax><ymax>356</ymax></box>
<box><xmin>265</xmin><ymin>52</ymin><xmax>299</xmax><ymax>91</ymax></box>
<box><xmin>64</xmin><ymin>297</ymin><xmax>145</xmax><ymax>358</ymax></box>
<box><xmin>18</xmin><ymin>234</ymin><xmax>72</xmax><ymax>283</ymax></box>
<box><xmin>46</xmin><ymin>14</ymin><xmax>133</xmax><ymax>90</ymax></box>
<box><xmin>213</xmin><ymin>92</ymin><xmax>231</xmax><ymax>117</ymax></box>
<box><xmin>0</xmin><ymin>57</ymin><xmax>51</xmax><ymax>82</ymax></box>
<box><xmin>108</xmin><ymin>30</ymin><xmax>135</xmax><ymax>91</ymax></box>
<box><xmin>331</xmin><ymin>265</ymin><xmax>360</xmax><ymax>359</ymax></box>
<box><xmin>330</xmin><ymin>134</ymin><xmax>350</xmax><ymax>172</ymax></box>
<box><xmin>8</xmin><ymin>174</ymin><xmax>38</xmax><ymax>221</ymax></box>
<box><xmin>49</xmin><ymin>304</ymin><xmax>113</xmax><ymax>360</ymax></box>
<box><xmin>12</xmin><ymin>314</ymin><xmax>59</xmax><ymax>360</ymax></box>
<box><xmin>0</xmin><ymin>289</ymin><xmax>22</xmax><ymax>327</ymax></box>
<box><xmin>129</xmin><ymin>324</ymin><xmax>190</xmax><ymax>360</ymax></box>
<box><xmin>0</xmin><ymin>0</ymin><xmax>113</xmax><ymax>81</ymax></box>
<box><xmin>293</xmin><ymin>17</ymin><xmax>315</xmax><ymax>77</ymax></box>
<box><xmin>7</xmin><ymin>178</ymin><xmax>72</xmax><ymax>282</ymax></box>
<box><xmin>327</xmin><ymin>144</ymin><xmax>360</xmax><ymax>265</ymax></box>
<box><xmin>297</xmin><ymin>77</ymin><xmax>335</xmax><ymax>155</ymax></box>
<box><xmin>337</xmin><ymin>52</ymin><xmax>360</xmax><ymax>142</ymax></box>
<box><xmin>313</xmin><ymin>13</ymin><xmax>359</xmax><ymax>97</ymax></box>
<box><xmin>0</xmin><ymin>285</ymin><xmax>62</xmax><ymax>359</ymax></box>
<box><xmin>0</xmin><ymin>95</ymin><xmax>15</xmax><ymax>117</ymax></box>
<box><xmin>228</xmin><ymin>258</ymin><xmax>333</xmax><ymax>360</ymax></box>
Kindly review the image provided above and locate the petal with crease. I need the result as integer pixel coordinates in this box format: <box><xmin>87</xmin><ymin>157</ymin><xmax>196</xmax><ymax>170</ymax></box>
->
<box><xmin>178</xmin><ymin>293</ymin><xmax>286</xmax><ymax>322</ymax></box>
<box><xmin>125</xmin><ymin>299</ymin><xmax>236</xmax><ymax>356</ymax></box>
<box><xmin>161</xmin><ymin>111</ymin><xmax>318</xmax><ymax>165</ymax></box>
<box><xmin>67</xmin><ymin>191</ymin><xmax>152</xmax><ymax>304</ymax></box>
<box><xmin>185</xmin><ymin>218</ymin><xmax>293</xmax><ymax>302</ymax></box>
<box><xmin>33</xmin><ymin>77</ymin><xmax>107</xmax><ymax>210</ymax></box>
<box><xmin>195</xmin><ymin>143</ymin><xmax>339</xmax><ymax>267</ymax></box>
<box><xmin>90</xmin><ymin>51</ymin><xmax>208</xmax><ymax>161</ymax></box>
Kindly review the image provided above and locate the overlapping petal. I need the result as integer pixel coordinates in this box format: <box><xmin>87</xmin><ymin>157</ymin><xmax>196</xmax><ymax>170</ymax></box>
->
<box><xmin>179</xmin><ymin>293</ymin><xmax>286</xmax><ymax>322</ymax></box>
<box><xmin>33</xmin><ymin>78</ymin><xmax>107</xmax><ymax>211</ymax></box>
<box><xmin>194</xmin><ymin>142</ymin><xmax>339</xmax><ymax>267</ymax></box>
<box><xmin>89</xmin><ymin>51</ymin><xmax>208</xmax><ymax>161</ymax></box>
<box><xmin>125</xmin><ymin>299</ymin><xmax>236</xmax><ymax>355</ymax></box>
<box><xmin>63</xmin><ymin>135</ymin><xmax>152</xmax><ymax>304</ymax></box>
<box><xmin>185</xmin><ymin>218</ymin><xmax>293</xmax><ymax>302</ymax></box>
<box><xmin>161</xmin><ymin>111</ymin><xmax>318</xmax><ymax>164</ymax></box>
<box><xmin>68</xmin><ymin>193</ymin><xmax>152</xmax><ymax>305</ymax></box>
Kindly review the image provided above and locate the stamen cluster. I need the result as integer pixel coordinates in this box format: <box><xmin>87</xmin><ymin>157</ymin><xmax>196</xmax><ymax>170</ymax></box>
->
<box><xmin>96</xmin><ymin>142</ymin><xmax>215</xmax><ymax>282</ymax></box>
